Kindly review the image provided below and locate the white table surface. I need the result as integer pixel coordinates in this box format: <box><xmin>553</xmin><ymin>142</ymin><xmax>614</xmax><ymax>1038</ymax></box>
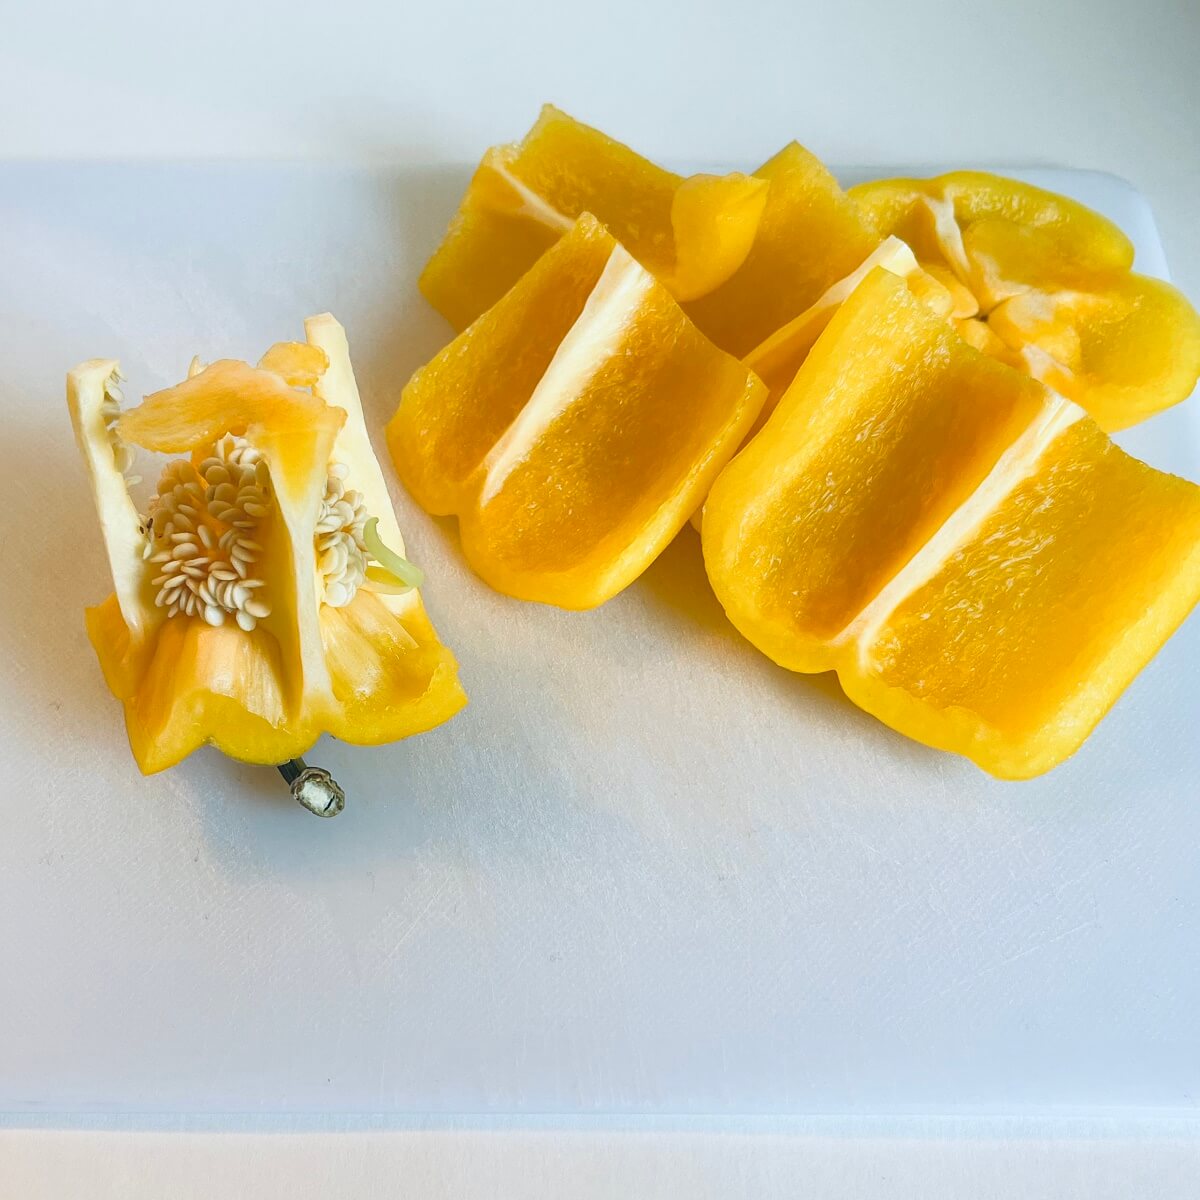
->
<box><xmin>4</xmin><ymin>0</ymin><xmax>1199</xmax><ymax>1193</ymax></box>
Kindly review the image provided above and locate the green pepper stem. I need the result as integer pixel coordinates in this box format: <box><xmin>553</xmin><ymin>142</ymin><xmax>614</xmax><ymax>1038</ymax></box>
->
<box><xmin>277</xmin><ymin>758</ymin><xmax>346</xmax><ymax>817</ymax></box>
<box><xmin>363</xmin><ymin>517</ymin><xmax>425</xmax><ymax>589</ymax></box>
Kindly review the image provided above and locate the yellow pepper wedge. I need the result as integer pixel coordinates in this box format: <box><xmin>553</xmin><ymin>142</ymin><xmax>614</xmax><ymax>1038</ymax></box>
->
<box><xmin>703</xmin><ymin>269</ymin><xmax>1200</xmax><ymax>779</ymax></box>
<box><xmin>69</xmin><ymin>315</ymin><xmax>465</xmax><ymax>774</ymax></box>
<box><xmin>419</xmin><ymin>104</ymin><xmax>769</xmax><ymax>329</ymax></box>
<box><xmin>391</xmin><ymin>214</ymin><xmax>766</xmax><ymax>609</ymax></box>
<box><xmin>683</xmin><ymin>141</ymin><xmax>881</xmax><ymax>358</ymax></box>
<box><xmin>850</xmin><ymin>171</ymin><xmax>1200</xmax><ymax>431</ymax></box>
<box><xmin>741</xmin><ymin>235</ymin><xmax>953</xmax><ymax>435</ymax></box>
<box><xmin>683</xmin><ymin>238</ymin><xmax>952</xmax><ymax>534</ymax></box>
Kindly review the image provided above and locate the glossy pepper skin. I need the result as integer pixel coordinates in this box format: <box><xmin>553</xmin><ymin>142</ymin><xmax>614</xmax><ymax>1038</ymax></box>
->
<box><xmin>391</xmin><ymin>214</ymin><xmax>766</xmax><ymax>610</ymax></box>
<box><xmin>702</xmin><ymin>268</ymin><xmax>1200</xmax><ymax>780</ymax></box>
<box><xmin>69</xmin><ymin>316</ymin><xmax>465</xmax><ymax>774</ymax></box>
<box><xmin>850</xmin><ymin>171</ymin><xmax>1200</xmax><ymax>431</ymax></box>
<box><xmin>419</xmin><ymin>104</ymin><xmax>768</xmax><ymax>329</ymax></box>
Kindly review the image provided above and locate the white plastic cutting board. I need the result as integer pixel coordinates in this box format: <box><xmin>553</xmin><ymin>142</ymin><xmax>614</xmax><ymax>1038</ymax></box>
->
<box><xmin>1</xmin><ymin>164</ymin><xmax>1197</xmax><ymax>1116</ymax></box>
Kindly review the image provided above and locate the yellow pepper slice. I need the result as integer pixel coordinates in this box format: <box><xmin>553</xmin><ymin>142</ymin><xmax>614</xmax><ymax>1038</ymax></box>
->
<box><xmin>703</xmin><ymin>268</ymin><xmax>1200</xmax><ymax>779</ymax></box>
<box><xmin>391</xmin><ymin>214</ymin><xmax>766</xmax><ymax>609</ymax></box>
<box><xmin>683</xmin><ymin>141</ymin><xmax>881</xmax><ymax>358</ymax></box>
<box><xmin>69</xmin><ymin>315</ymin><xmax>465</xmax><ymax>774</ymax></box>
<box><xmin>850</xmin><ymin>171</ymin><xmax>1200</xmax><ymax>430</ymax></box>
<box><xmin>741</xmin><ymin>236</ymin><xmax>953</xmax><ymax>433</ymax></box>
<box><xmin>419</xmin><ymin>104</ymin><xmax>768</xmax><ymax>329</ymax></box>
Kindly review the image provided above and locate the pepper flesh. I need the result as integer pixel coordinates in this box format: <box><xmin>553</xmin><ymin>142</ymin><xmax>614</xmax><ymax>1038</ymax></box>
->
<box><xmin>702</xmin><ymin>269</ymin><xmax>1200</xmax><ymax>779</ymax></box>
<box><xmin>391</xmin><ymin>214</ymin><xmax>766</xmax><ymax>609</ymax></box>
<box><xmin>69</xmin><ymin>316</ymin><xmax>465</xmax><ymax>774</ymax></box>
<box><xmin>683</xmin><ymin>141</ymin><xmax>880</xmax><ymax>358</ymax></box>
<box><xmin>419</xmin><ymin>104</ymin><xmax>769</xmax><ymax>329</ymax></box>
<box><xmin>741</xmin><ymin>235</ymin><xmax>953</xmax><ymax>433</ymax></box>
<box><xmin>850</xmin><ymin>171</ymin><xmax>1200</xmax><ymax>431</ymax></box>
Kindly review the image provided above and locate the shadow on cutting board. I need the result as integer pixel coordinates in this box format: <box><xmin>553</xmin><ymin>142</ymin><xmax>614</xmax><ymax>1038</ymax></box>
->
<box><xmin>337</xmin><ymin>163</ymin><xmax>468</xmax><ymax>436</ymax></box>
<box><xmin>0</xmin><ymin>426</ymin><xmax>134</xmax><ymax>765</ymax></box>
<box><xmin>637</xmin><ymin>525</ymin><xmax>914</xmax><ymax>743</ymax></box>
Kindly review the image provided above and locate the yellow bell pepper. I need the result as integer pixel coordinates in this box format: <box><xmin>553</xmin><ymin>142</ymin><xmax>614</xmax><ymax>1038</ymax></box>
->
<box><xmin>69</xmin><ymin>315</ymin><xmax>466</xmax><ymax>774</ymax></box>
<box><xmin>684</xmin><ymin>236</ymin><xmax>952</xmax><ymax>534</ymax></box>
<box><xmin>391</xmin><ymin>214</ymin><xmax>766</xmax><ymax>609</ymax></box>
<box><xmin>850</xmin><ymin>171</ymin><xmax>1200</xmax><ymax>430</ymax></box>
<box><xmin>419</xmin><ymin>104</ymin><xmax>769</xmax><ymax>329</ymax></box>
<box><xmin>740</xmin><ymin>235</ymin><xmax>953</xmax><ymax>436</ymax></box>
<box><xmin>703</xmin><ymin>268</ymin><xmax>1200</xmax><ymax>779</ymax></box>
<box><xmin>683</xmin><ymin>140</ymin><xmax>882</xmax><ymax>358</ymax></box>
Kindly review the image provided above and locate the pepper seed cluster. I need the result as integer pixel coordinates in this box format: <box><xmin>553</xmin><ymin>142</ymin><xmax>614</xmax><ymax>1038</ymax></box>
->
<box><xmin>144</xmin><ymin>434</ymin><xmax>272</xmax><ymax>631</ymax></box>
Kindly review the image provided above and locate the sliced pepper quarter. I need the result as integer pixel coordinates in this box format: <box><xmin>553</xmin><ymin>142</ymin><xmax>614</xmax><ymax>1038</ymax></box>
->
<box><xmin>702</xmin><ymin>268</ymin><xmax>1200</xmax><ymax>779</ymax></box>
<box><xmin>850</xmin><ymin>171</ymin><xmax>1200</xmax><ymax>430</ymax></box>
<box><xmin>69</xmin><ymin>316</ymin><xmax>466</xmax><ymax>774</ymax></box>
<box><xmin>742</xmin><ymin>235</ymin><xmax>952</xmax><ymax>432</ymax></box>
<box><xmin>391</xmin><ymin>214</ymin><xmax>767</xmax><ymax>609</ymax></box>
<box><xmin>686</xmin><ymin>238</ymin><xmax>951</xmax><ymax>533</ymax></box>
<box><xmin>419</xmin><ymin>104</ymin><xmax>769</xmax><ymax>329</ymax></box>
<box><xmin>683</xmin><ymin>141</ymin><xmax>880</xmax><ymax>358</ymax></box>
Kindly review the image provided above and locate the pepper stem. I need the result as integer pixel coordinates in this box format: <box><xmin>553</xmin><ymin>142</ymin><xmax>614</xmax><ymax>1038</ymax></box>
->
<box><xmin>277</xmin><ymin>757</ymin><xmax>346</xmax><ymax>817</ymax></box>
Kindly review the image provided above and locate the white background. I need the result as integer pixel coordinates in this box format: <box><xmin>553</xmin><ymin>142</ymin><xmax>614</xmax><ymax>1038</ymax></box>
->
<box><xmin>4</xmin><ymin>0</ymin><xmax>1197</xmax><ymax>312</ymax></box>
<box><xmin>3</xmin><ymin>0</ymin><xmax>1200</xmax><ymax>1193</ymax></box>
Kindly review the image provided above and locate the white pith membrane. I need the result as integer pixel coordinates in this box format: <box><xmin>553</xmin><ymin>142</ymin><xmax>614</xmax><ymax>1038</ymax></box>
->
<box><xmin>479</xmin><ymin>243</ymin><xmax>653</xmax><ymax>505</ymax></box>
<box><xmin>839</xmin><ymin>393</ymin><xmax>1087</xmax><ymax>658</ymax></box>
<box><xmin>97</xmin><ymin>364</ymin><xmax>418</xmax><ymax>634</ymax></box>
<box><xmin>481</xmin><ymin>147</ymin><xmax>575</xmax><ymax>233</ymax></box>
<box><xmin>743</xmin><ymin>236</ymin><xmax>920</xmax><ymax>378</ymax></box>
